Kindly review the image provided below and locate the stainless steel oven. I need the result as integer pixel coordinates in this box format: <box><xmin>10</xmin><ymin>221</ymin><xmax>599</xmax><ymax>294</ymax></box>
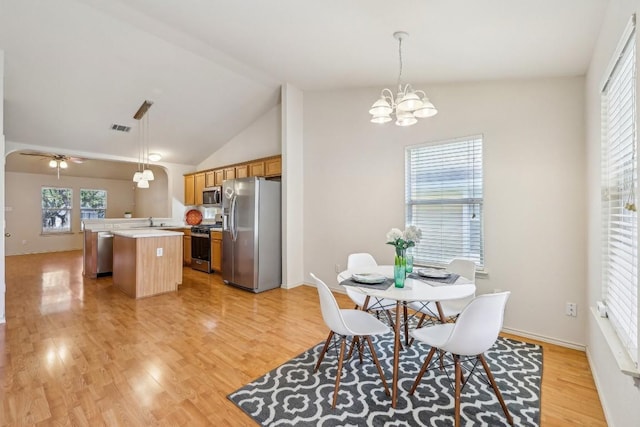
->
<box><xmin>191</xmin><ymin>225</ymin><xmax>213</xmax><ymax>273</ymax></box>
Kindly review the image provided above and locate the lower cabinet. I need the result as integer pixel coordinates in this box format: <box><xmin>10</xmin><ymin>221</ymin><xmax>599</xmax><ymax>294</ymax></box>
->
<box><xmin>183</xmin><ymin>228</ymin><xmax>191</xmax><ymax>265</ymax></box>
<box><xmin>211</xmin><ymin>231</ymin><xmax>222</xmax><ymax>272</ymax></box>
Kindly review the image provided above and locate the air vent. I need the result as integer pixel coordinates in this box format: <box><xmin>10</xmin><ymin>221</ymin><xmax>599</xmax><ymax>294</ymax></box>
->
<box><xmin>111</xmin><ymin>123</ymin><xmax>131</xmax><ymax>133</ymax></box>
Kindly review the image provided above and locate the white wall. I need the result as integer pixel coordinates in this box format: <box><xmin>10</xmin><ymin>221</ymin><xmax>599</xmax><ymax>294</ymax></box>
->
<box><xmin>585</xmin><ymin>1</ymin><xmax>640</xmax><ymax>426</ymax></box>
<box><xmin>197</xmin><ymin>105</ymin><xmax>281</xmax><ymax>170</ymax></box>
<box><xmin>1</xmin><ymin>50</ymin><xmax>6</xmax><ymax>322</ymax></box>
<box><xmin>303</xmin><ymin>77</ymin><xmax>586</xmax><ymax>346</ymax></box>
<box><xmin>282</xmin><ymin>84</ymin><xmax>304</xmax><ymax>288</ymax></box>
<box><xmin>133</xmin><ymin>167</ymin><xmax>170</xmax><ymax>218</ymax></box>
<box><xmin>4</xmin><ymin>172</ymin><xmax>136</xmax><ymax>255</ymax></box>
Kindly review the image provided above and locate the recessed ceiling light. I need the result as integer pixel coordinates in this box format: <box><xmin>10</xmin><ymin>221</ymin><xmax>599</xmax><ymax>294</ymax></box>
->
<box><xmin>148</xmin><ymin>153</ymin><xmax>162</xmax><ymax>162</ymax></box>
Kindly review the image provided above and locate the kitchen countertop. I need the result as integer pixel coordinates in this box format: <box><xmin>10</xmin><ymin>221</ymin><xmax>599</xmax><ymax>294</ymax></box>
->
<box><xmin>112</xmin><ymin>229</ymin><xmax>184</xmax><ymax>238</ymax></box>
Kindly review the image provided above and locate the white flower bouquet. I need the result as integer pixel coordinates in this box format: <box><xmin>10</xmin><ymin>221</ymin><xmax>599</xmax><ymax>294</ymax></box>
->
<box><xmin>386</xmin><ymin>225</ymin><xmax>422</xmax><ymax>257</ymax></box>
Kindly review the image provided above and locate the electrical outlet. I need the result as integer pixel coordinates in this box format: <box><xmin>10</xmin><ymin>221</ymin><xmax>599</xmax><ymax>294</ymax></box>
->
<box><xmin>566</xmin><ymin>302</ymin><xmax>577</xmax><ymax>317</ymax></box>
<box><xmin>335</xmin><ymin>264</ymin><xmax>341</xmax><ymax>273</ymax></box>
<box><xmin>156</xmin><ymin>247</ymin><xmax>163</xmax><ymax>257</ymax></box>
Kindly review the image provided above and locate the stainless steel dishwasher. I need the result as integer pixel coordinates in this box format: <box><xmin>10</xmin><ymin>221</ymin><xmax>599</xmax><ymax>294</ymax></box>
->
<box><xmin>97</xmin><ymin>232</ymin><xmax>114</xmax><ymax>275</ymax></box>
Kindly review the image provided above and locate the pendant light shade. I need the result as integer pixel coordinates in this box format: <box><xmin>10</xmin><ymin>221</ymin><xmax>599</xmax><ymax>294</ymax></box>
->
<box><xmin>133</xmin><ymin>171</ymin><xmax>143</xmax><ymax>182</ymax></box>
<box><xmin>142</xmin><ymin>169</ymin><xmax>154</xmax><ymax>181</ymax></box>
<box><xmin>137</xmin><ymin>179</ymin><xmax>149</xmax><ymax>188</ymax></box>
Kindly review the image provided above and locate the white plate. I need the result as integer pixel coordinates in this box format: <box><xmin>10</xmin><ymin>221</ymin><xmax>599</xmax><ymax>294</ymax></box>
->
<box><xmin>351</xmin><ymin>273</ymin><xmax>387</xmax><ymax>284</ymax></box>
<box><xmin>417</xmin><ymin>268</ymin><xmax>451</xmax><ymax>279</ymax></box>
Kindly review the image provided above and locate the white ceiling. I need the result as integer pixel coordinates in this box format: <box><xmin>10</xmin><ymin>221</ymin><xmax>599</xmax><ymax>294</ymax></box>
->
<box><xmin>0</xmin><ymin>0</ymin><xmax>608</xmax><ymax>170</ymax></box>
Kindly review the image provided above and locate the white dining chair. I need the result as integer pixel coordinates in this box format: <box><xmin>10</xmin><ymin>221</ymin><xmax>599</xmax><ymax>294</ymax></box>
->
<box><xmin>409</xmin><ymin>258</ymin><xmax>477</xmax><ymax>324</ymax></box>
<box><xmin>409</xmin><ymin>291</ymin><xmax>513</xmax><ymax>427</ymax></box>
<box><xmin>310</xmin><ymin>273</ymin><xmax>391</xmax><ymax>408</ymax></box>
<box><xmin>345</xmin><ymin>253</ymin><xmax>397</xmax><ymax>322</ymax></box>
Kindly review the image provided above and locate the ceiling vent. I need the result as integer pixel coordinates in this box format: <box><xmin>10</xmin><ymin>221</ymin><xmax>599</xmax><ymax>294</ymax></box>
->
<box><xmin>110</xmin><ymin>123</ymin><xmax>131</xmax><ymax>133</ymax></box>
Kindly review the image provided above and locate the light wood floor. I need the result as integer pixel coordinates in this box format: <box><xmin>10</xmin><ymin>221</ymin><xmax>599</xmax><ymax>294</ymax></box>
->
<box><xmin>0</xmin><ymin>251</ymin><xmax>606</xmax><ymax>426</ymax></box>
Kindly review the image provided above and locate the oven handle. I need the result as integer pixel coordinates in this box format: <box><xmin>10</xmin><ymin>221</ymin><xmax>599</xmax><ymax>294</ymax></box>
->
<box><xmin>191</xmin><ymin>232</ymin><xmax>210</xmax><ymax>238</ymax></box>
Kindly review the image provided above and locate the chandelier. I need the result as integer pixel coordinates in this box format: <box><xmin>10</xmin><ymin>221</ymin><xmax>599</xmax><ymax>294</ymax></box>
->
<box><xmin>369</xmin><ymin>31</ymin><xmax>437</xmax><ymax>126</ymax></box>
<box><xmin>132</xmin><ymin>100</ymin><xmax>155</xmax><ymax>188</ymax></box>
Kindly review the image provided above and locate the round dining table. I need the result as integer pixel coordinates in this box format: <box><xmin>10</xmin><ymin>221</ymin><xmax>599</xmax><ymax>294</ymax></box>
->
<box><xmin>337</xmin><ymin>265</ymin><xmax>476</xmax><ymax>408</ymax></box>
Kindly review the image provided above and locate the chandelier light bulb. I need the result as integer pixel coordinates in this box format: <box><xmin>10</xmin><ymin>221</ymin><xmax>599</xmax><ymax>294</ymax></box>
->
<box><xmin>49</xmin><ymin>159</ymin><xmax>58</xmax><ymax>168</ymax></box>
<box><xmin>59</xmin><ymin>160</ymin><xmax>68</xmax><ymax>169</ymax></box>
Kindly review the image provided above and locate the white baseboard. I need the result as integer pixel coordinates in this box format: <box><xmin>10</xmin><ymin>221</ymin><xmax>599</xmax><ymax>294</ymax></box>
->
<box><xmin>281</xmin><ymin>280</ymin><xmax>306</xmax><ymax>290</ymax></box>
<box><xmin>501</xmin><ymin>327</ymin><xmax>586</xmax><ymax>351</ymax></box>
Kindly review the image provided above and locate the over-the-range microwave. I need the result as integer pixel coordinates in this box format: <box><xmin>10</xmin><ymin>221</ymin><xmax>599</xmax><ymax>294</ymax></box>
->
<box><xmin>202</xmin><ymin>187</ymin><xmax>222</xmax><ymax>206</ymax></box>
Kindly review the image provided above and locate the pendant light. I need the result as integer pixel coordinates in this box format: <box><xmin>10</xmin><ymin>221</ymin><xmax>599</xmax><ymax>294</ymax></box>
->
<box><xmin>132</xmin><ymin>100</ymin><xmax>154</xmax><ymax>187</ymax></box>
<box><xmin>369</xmin><ymin>31</ymin><xmax>438</xmax><ymax>126</ymax></box>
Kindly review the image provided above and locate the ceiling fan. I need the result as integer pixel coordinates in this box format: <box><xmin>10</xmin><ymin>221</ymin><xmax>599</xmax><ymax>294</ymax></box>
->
<box><xmin>19</xmin><ymin>151</ymin><xmax>87</xmax><ymax>178</ymax></box>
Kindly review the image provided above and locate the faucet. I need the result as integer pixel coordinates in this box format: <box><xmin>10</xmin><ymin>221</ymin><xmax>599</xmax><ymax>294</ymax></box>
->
<box><xmin>149</xmin><ymin>217</ymin><xmax>154</xmax><ymax>227</ymax></box>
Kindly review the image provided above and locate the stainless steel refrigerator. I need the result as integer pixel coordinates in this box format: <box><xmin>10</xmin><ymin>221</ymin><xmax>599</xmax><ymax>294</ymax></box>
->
<box><xmin>222</xmin><ymin>177</ymin><xmax>281</xmax><ymax>293</ymax></box>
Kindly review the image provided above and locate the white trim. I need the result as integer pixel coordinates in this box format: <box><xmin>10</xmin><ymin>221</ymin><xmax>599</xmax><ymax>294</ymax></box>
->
<box><xmin>591</xmin><ymin>307</ymin><xmax>640</xmax><ymax>377</ymax></box>
<box><xmin>601</xmin><ymin>14</ymin><xmax>636</xmax><ymax>92</ymax></box>
<box><xmin>501</xmin><ymin>327</ymin><xmax>585</xmax><ymax>351</ymax></box>
<box><xmin>585</xmin><ymin>347</ymin><xmax>614</xmax><ymax>427</ymax></box>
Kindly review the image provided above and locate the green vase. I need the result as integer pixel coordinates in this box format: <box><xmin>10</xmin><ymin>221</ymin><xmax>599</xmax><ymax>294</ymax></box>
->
<box><xmin>394</xmin><ymin>251</ymin><xmax>406</xmax><ymax>288</ymax></box>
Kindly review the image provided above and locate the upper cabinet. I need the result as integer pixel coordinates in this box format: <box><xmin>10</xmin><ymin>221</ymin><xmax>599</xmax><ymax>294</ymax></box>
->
<box><xmin>184</xmin><ymin>155</ymin><xmax>281</xmax><ymax>205</ymax></box>
<box><xmin>223</xmin><ymin>167</ymin><xmax>236</xmax><ymax>181</ymax></box>
<box><xmin>205</xmin><ymin>171</ymin><xmax>215</xmax><ymax>188</ymax></box>
<box><xmin>214</xmin><ymin>170</ymin><xmax>224</xmax><ymax>186</ymax></box>
<box><xmin>249</xmin><ymin>161</ymin><xmax>264</xmax><ymax>177</ymax></box>
<box><xmin>236</xmin><ymin>164</ymin><xmax>248</xmax><ymax>179</ymax></box>
<box><xmin>194</xmin><ymin>173</ymin><xmax>205</xmax><ymax>205</ymax></box>
<box><xmin>265</xmin><ymin>157</ymin><xmax>282</xmax><ymax>177</ymax></box>
<box><xmin>184</xmin><ymin>174</ymin><xmax>195</xmax><ymax>205</ymax></box>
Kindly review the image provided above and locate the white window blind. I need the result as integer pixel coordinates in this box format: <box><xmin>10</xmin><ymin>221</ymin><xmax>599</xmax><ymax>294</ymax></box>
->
<box><xmin>601</xmin><ymin>17</ymin><xmax>638</xmax><ymax>365</ymax></box>
<box><xmin>405</xmin><ymin>135</ymin><xmax>484</xmax><ymax>267</ymax></box>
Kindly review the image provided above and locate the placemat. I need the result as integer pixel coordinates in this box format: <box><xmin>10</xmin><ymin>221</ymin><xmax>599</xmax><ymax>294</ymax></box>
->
<box><xmin>407</xmin><ymin>272</ymin><xmax>460</xmax><ymax>285</ymax></box>
<box><xmin>339</xmin><ymin>277</ymin><xmax>393</xmax><ymax>291</ymax></box>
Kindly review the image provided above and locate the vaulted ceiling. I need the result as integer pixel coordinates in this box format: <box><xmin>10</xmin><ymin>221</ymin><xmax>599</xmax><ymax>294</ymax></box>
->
<box><xmin>1</xmin><ymin>0</ymin><xmax>608</xmax><ymax>169</ymax></box>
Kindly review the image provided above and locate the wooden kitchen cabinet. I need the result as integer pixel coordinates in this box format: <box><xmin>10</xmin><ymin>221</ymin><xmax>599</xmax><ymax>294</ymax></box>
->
<box><xmin>249</xmin><ymin>161</ymin><xmax>264</xmax><ymax>177</ymax></box>
<box><xmin>214</xmin><ymin>169</ymin><xmax>224</xmax><ymax>186</ymax></box>
<box><xmin>194</xmin><ymin>173</ymin><xmax>205</xmax><ymax>205</ymax></box>
<box><xmin>184</xmin><ymin>174</ymin><xmax>195</xmax><ymax>205</ymax></box>
<box><xmin>205</xmin><ymin>171</ymin><xmax>215</xmax><ymax>188</ymax></box>
<box><xmin>235</xmin><ymin>164</ymin><xmax>248</xmax><ymax>179</ymax></box>
<box><xmin>265</xmin><ymin>157</ymin><xmax>282</xmax><ymax>177</ymax></box>
<box><xmin>210</xmin><ymin>231</ymin><xmax>222</xmax><ymax>272</ymax></box>
<box><xmin>183</xmin><ymin>228</ymin><xmax>191</xmax><ymax>266</ymax></box>
<box><xmin>224</xmin><ymin>167</ymin><xmax>236</xmax><ymax>181</ymax></box>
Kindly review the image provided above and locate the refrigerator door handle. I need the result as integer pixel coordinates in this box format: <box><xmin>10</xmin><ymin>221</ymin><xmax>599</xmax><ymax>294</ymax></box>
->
<box><xmin>231</xmin><ymin>195</ymin><xmax>238</xmax><ymax>242</ymax></box>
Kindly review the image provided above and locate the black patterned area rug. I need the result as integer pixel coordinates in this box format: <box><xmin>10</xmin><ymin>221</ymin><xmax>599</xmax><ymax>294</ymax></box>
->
<box><xmin>228</xmin><ymin>334</ymin><xmax>542</xmax><ymax>426</ymax></box>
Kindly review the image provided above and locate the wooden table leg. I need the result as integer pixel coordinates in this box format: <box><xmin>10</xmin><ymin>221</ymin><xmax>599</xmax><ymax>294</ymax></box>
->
<box><xmin>435</xmin><ymin>301</ymin><xmax>446</xmax><ymax>323</ymax></box>
<box><xmin>392</xmin><ymin>300</ymin><xmax>401</xmax><ymax>408</ymax></box>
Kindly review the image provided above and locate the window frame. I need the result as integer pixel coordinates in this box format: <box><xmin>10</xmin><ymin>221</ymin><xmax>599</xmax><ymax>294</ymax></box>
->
<box><xmin>404</xmin><ymin>134</ymin><xmax>485</xmax><ymax>270</ymax></box>
<box><xmin>80</xmin><ymin>188</ymin><xmax>108</xmax><ymax>221</ymax></box>
<box><xmin>41</xmin><ymin>186</ymin><xmax>73</xmax><ymax>235</ymax></box>
<box><xmin>600</xmin><ymin>14</ymin><xmax>639</xmax><ymax>369</ymax></box>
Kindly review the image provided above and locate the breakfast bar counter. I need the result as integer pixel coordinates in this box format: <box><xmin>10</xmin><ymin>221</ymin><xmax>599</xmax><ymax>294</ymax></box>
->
<box><xmin>112</xmin><ymin>229</ymin><xmax>184</xmax><ymax>298</ymax></box>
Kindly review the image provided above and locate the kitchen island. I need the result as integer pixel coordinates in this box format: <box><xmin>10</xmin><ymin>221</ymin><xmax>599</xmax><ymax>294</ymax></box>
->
<box><xmin>112</xmin><ymin>229</ymin><xmax>184</xmax><ymax>299</ymax></box>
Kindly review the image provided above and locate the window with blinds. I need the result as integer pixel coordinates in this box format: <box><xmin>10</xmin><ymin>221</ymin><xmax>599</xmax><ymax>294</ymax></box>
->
<box><xmin>405</xmin><ymin>135</ymin><xmax>484</xmax><ymax>268</ymax></box>
<box><xmin>601</xmin><ymin>16</ymin><xmax>638</xmax><ymax>365</ymax></box>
